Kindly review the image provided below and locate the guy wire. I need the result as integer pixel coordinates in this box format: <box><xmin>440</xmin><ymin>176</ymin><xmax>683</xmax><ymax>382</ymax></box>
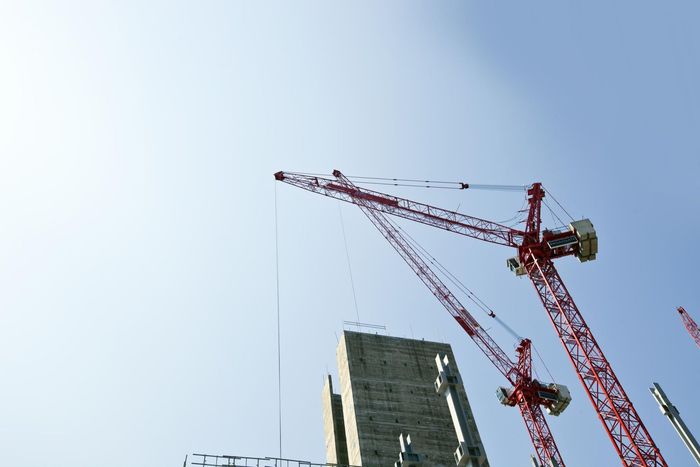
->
<box><xmin>274</xmin><ymin>184</ymin><xmax>282</xmax><ymax>458</ymax></box>
<box><xmin>338</xmin><ymin>202</ymin><xmax>361</xmax><ymax>325</ymax></box>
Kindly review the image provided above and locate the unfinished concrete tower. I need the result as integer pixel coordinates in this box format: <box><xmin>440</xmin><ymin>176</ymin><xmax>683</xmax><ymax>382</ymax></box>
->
<box><xmin>322</xmin><ymin>330</ymin><xmax>489</xmax><ymax>467</ymax></box>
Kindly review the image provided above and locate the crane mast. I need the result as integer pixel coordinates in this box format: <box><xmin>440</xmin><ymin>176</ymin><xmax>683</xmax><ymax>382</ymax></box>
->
<box><xmin>520</xmin><ymin>185</ymin><xmax>663</xmax><ymax>466</ymax></box>
<box><xmin>275</xmin><ymin>170</ymin><xmax>666</xmax><ymax>466</ymax></box>
<box><xmin>678</xmin><ymin>307</ymin><xmax>700</xmax><ymax>349</ymax></box>
<box><xmin>512</xmin><ymin>339</ymin><xmax>564</xmax><ymax>467</ymax></box>
<box><xmin>278</xmin><ymin>171</ymin><xmax>567</xmax><ymax>466</ymax></box>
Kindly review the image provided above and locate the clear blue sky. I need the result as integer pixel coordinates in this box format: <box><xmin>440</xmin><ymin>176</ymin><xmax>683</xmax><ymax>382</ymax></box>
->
<box><xmin>1</xmin><ymin>2</ymin><xmax>699</xmax><ymax>466</ymax></box>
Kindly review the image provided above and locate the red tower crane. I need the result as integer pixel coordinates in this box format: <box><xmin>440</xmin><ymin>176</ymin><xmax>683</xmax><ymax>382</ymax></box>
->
<box><xmin>277</xmin><ymin>171</ymin><xmax>570</xmax><ymax>466</ymax></box>
<box><xmin>677</xmin><ymin>307</ymin><xmax>700</xmax><ymax>349</ymax></box>
<box><xmin>274</xmin><ymin>170</ymin><xmax>666</xmax><ymax>466</ymax></box>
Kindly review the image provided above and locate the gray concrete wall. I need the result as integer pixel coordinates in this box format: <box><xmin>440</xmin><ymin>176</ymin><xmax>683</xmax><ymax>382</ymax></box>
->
<box><xmin>328</xmin><ymin>331</ymin><xmax>489</xmax><ymax>467</ymax></box>
<box><xmin>322</xmin><ymin>375</ymin><xmax>349</xmax><ymax>466</ymax></box>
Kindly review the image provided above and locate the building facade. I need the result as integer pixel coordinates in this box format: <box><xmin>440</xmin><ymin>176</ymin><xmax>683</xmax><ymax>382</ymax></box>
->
<box><xmin>322</xmin><ymin>331</ymin><xmax>489</xmax><ymax>467</ymax></box>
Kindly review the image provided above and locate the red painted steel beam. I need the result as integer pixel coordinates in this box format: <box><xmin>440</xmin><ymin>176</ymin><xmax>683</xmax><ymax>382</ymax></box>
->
<box><xmin>279</xmin><ymin>170</ymin><xmax>676</xmax><ymax>465</ymax></box>
<box><xmin>523</xmin><ymin>255</ymin><xmax>665</xmax><ymax>466</ymax></box>
<box><xmin>274</xmin><ymin>171</ymin><xmax>525</xmax><ymax>248</ymax></box>
<box><xmin>518</xmin><ymin>397</ymin><xmax>564</xmax><ymax>467</ymax></box>
<box><xmin>678</xmin><ymin>307</ymin><xmax>700</xmax><ymax>349</ymax></box>
<box><xmin>330</xmin><ymin>171</ymin><xmax>519</xmax><ymax>383</ymax></box>
<box><xmin>515</xmin><ymin>339</ymin><xmax>565</xmax><ymax>467</ymax></box>
<box><xmin>522</xmin><ymin>185</ymin><xmax>665</xmax><ymax>466</ymax></box>
<box><xmin>276</xmin><ymin>169</ymin><xmax>666</xmax><ymax>465</ymax></box>
<box><xmin>325</xmin><ymin>173</ymin><xmax>567</xmax><ymax>465</ymax></box>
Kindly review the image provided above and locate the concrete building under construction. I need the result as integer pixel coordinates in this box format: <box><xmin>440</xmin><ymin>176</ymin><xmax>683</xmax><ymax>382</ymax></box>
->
<box><xmin>322</xmin><ymin>330</ymin><xmax>490</xmax><ymax>467</ymax></box>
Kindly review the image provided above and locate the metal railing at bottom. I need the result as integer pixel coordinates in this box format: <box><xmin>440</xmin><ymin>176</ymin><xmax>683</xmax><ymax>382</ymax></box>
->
<box><xmin>188</xmin><ymin>453</ymin><xmax>362</xmax><ymax>467</ymax></box>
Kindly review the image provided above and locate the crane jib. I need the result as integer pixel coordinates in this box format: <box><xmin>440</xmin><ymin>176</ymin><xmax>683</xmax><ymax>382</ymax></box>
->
<box><xmin>326</xmin><ymin>183</ymin><xmax>400</xmax><ymax>208</ymax></box>
<box><xmin>328</xmin><ymin>182</ymin><xmax>514</xmax><ymax>242</ymax></box>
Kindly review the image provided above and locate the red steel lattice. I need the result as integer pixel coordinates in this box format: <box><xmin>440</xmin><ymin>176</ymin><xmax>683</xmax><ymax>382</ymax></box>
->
<box><xmin>678</xmin><ymin>307</ymin><xmax>700</xmax><ymax>349</ymax></box>
<box><xmin>330</xmin><ymin>172</ymin><xmax>564</xmax><ymax>467</ymax></box>
<box><xmin>275</xmin><ymin>170</ymin><xmax>666</xmax><ymax>466</ymax></box>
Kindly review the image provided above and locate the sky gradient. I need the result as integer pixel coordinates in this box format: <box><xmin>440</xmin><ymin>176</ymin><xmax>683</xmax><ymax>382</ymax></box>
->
<box><xmin>1</xmin><ymin>2</ymin><xmax>699</xmax><ymax>466</ymax></box>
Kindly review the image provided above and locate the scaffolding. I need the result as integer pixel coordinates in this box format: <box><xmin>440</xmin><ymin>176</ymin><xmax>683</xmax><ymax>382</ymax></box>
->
<box><xmin>187</xmin><ymin>454</ymin><xmax>361</xmax><ymax>467</ymax></box>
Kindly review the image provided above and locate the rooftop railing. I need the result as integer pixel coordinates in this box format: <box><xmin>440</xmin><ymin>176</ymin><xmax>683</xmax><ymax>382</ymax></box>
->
<box><xmin>188</xmin><ymin>454</ymin><xmax>361</xmax><ymax>467</ymax></box>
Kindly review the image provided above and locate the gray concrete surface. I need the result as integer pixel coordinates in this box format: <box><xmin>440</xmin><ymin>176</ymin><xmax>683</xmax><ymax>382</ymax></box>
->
<box><xmin>323</xmin><ymin>331</ymin><xmax>489</xmax><ymax>467</ymax></box>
